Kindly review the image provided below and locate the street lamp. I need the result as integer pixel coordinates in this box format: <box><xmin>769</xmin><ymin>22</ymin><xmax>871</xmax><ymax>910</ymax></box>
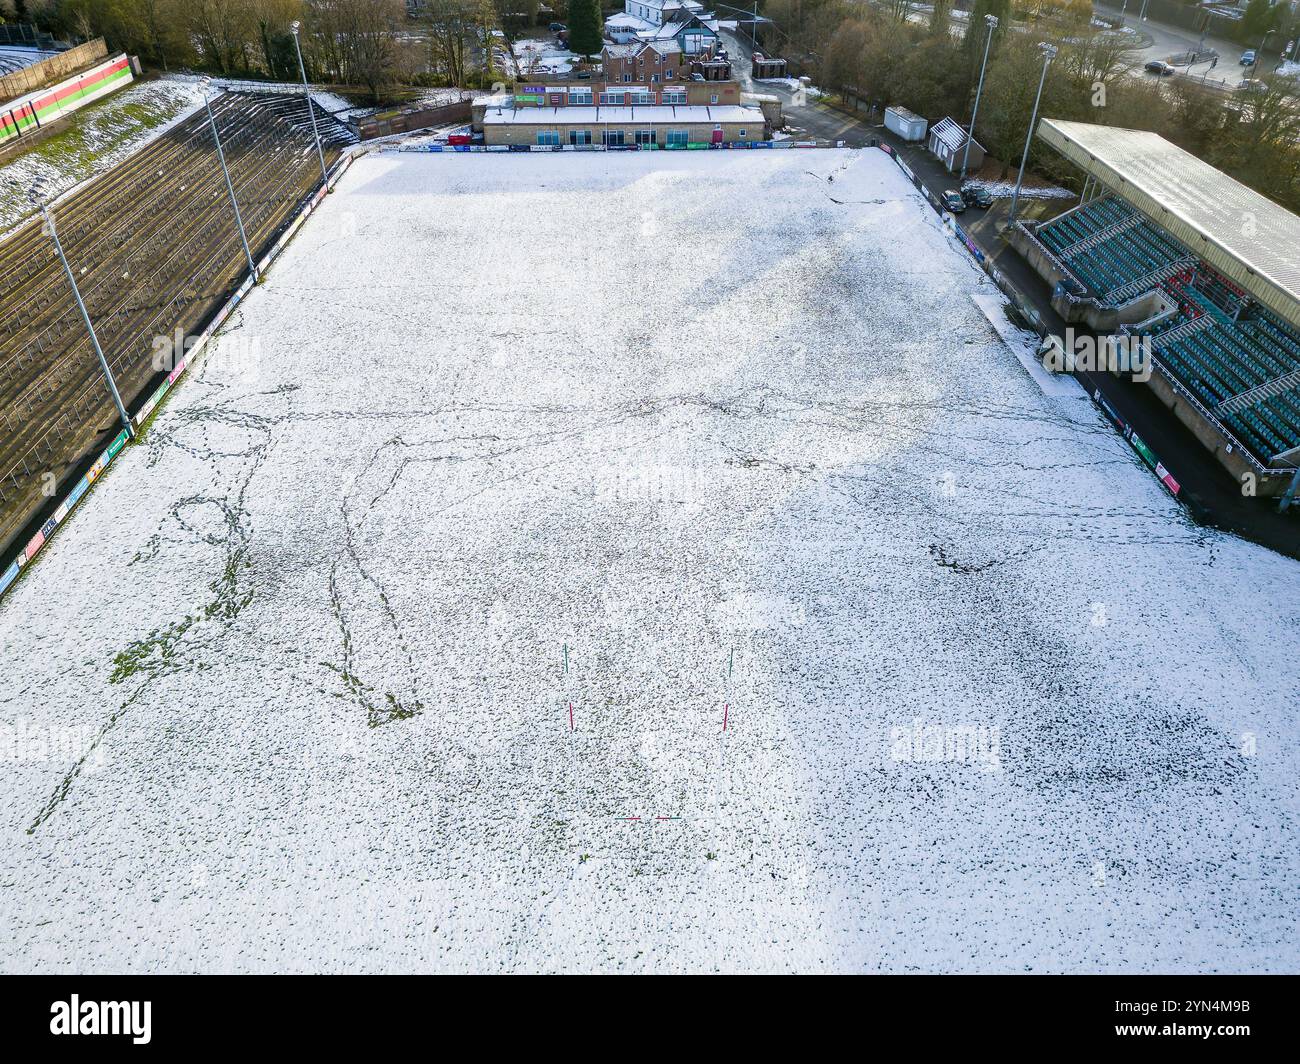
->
<box><xmin>32</xmin><ymin>185</ymin><xmax>132</xmax><ymax>437</ymax></box>
<box><xmin>1009</xmin><ymin>42</ymin><xmax>1057</xmax><ymax>225</ymax></box>
<box><xmin>289</xmin><ymin>20</ymin><xmax>330</xmax><ymax>192</ymax></box>
<box><xmin>198</xmin><ymin>77</ymin><xmax>258</xmax><ymax>283</ymax></box>
<box><xmin>961</xmin><ymin>14</ymin><xmax>998</xmax><ymax>181</ymax></box>
<box><xmin>1256</xmin><ymin>29</ymin><xmax>1274</xmax><ymax>74</ymax></box>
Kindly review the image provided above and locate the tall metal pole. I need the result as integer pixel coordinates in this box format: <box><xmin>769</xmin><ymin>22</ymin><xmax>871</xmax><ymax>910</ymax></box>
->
<box><xmin>961</xmin><ymin>14</ymin><xmax>998</xmax><ymax>180</ymax></box>
<box><xmin>38</xmin><ymin>199</ymin><xmax>132</xmax><ymax>437</ymax></box>
<box><xmin>290</xmin><ymin>21</ymin><xmax>330</xmax><ymax>192</ymax></box>
<box><xmin>1256</xmin><ymin>29</ymin><xmax>1273</xmax><ymax>73</ymax></box>
<box><xmin>1009</xmin><ymin>43</ymin><xmax>1057</xmax><ymax>225</ymax></box>
<box><xmin>200</xmin><ymin>81</ymin><xmax>258</xmax><ymax>283</ymax></box>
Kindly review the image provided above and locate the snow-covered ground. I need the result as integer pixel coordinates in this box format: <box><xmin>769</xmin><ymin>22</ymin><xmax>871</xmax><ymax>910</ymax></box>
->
<box><xmin>510</xmin><ymin>36</ymin><xmax>578</xmax><ymax>75</ymax></box>
<box><xmin>1</xmin><ymin>150</ymin><xmax>1298</xmax><ymax>973</ymax></box>
<box><xmin>966</xmin><ymin>178</ymin><xmax>1075</xmax><ymax>200</ymax></box>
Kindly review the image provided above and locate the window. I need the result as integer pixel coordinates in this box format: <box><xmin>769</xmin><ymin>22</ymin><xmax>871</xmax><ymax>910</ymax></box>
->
<box><xmin>738</xmin><ymin>129</ymin><xmax>746</xmax><ymax>137</ymax></box>
<box><xmin>635</xmin><ymin>129</ymin><xmax>654</xmax><ymax>145</ymax></box>
<box><xmin>568</xmin><ymin>129</ymin><xmax>592</xmax><ymax>145</ymax></box>
<box><xmin>666</xmin><ymin>69</ymin><xmax>674</xmax><ymax>79</ymax></box>
<box><xmin>603</xmin><ymin>129</ymin><xmax>625</xmax><ymax>146</ymax></box>
<box><xmin>536</xmin><ymin>131</ymin><xmax>560</xmax><ymax>145</ymax></box>
<box><xmin>709</xmin><ymin>94</ymin><xmax>718</xmax><ymax>104</ymax></box>
<box><xmin>600</xmin><ymin>91</ymin><xmax>625</xmax><ymax>105</ymax></box>
<box><xmin>662</xmin><ymin>90</ymin><xmax>686</xmax><ymax>104</ymax></box>
<box><xmin>667</xmin><ymin>129</ymin><xmax>688</xmax><ymax>146</ymax></box>
<box><xmin>651</xmin><ymin>74</ymin><xmax>659</xmax><ymax>83</ymax></box>
<box><xmin>623</xmin><ymin>73</ymin><xmax>632</xmax><ymax>83</ymax></box>
<box><xmin>569</xmin><ymin>90</ymin><xmax>593</xmax><ymax>105</ymax></box>
<box><xmin>631</xmin><ymin>91</ymin><xmax>655</xmax><ymax>104</ymax></box>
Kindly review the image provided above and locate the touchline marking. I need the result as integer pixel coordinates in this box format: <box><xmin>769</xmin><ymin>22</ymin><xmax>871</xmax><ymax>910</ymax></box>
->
<box><xmin>569</xmin><ymin>702</ymin><xmax>574</xmax><ymax>732</ymax></box>
<box><xmin>722</xmin><ymin>703</ymin><xmax>729</xmax><ymax>732</ymax></box>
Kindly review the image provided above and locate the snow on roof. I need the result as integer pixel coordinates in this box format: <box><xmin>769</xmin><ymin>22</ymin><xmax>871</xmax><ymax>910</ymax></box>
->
<box><xmin>643</xmin><ymin>16</ymin><xmax>714</xmax><ymax>39</ymax></box>
<box><xmin>606</xmin><ymin>13</ymin><xmax>654</xmax><ymax>29</ymax></box>
<box><xmin>1038</xmin><ymin>117</ymin><xmax>1300</xmax><ymax>330</ymax></box>
<box><xmin>481</xmin><ymin>104</ymin><xmax>763</xmax><ymax>125</ymax></box>
<box><xmin>930</xmin><ymin>117</ymin><xmax>980</xmax><ymax>154</ymax></box>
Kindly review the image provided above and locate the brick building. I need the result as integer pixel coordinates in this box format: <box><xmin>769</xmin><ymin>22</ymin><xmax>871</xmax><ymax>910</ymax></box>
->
<box><xmin>479</xmin><ymin>104</ymin><xmax>763</xmax><ymax>147</ymax></box>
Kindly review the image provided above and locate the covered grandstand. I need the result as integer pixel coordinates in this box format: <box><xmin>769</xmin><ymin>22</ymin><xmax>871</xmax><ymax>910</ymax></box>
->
<box><xmin>1011</xmin><ymin>118</ymin><xmax>1300</xmax><ymax>497</ymax></box>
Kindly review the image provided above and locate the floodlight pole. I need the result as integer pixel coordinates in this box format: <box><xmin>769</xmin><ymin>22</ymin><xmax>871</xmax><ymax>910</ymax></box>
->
<box><xmin>1008</xmin><ymin>43</ymin><xmax>1057</xmax><ymax>225</ymax></box>
<box><xmin>1257</xmin><ymin>30</ymin><xmax>1273</xmax><ymax>73</ymax></box>
<box><xmin>38</xmin><ymin>200</ymin><xmax>132</xmax><ymax>437</ymax></box>
<box><xmin>201</xmin><ymin>84</ymin><xmax>258</xmax><ymax>283</ymax></box>
<box><xmin>290</xmin><ymin>21</ymin><xmax>330</xmax><ymax>192</ymax></box>
<box><xmin>961</xmin><ymin>14</ymin><xmax>998</xmax><ymax>180</ymax></box>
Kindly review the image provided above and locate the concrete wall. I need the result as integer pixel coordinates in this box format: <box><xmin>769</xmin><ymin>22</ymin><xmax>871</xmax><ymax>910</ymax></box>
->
<box><xmin>1144</xmin><ymin>363</ymin><xmax>1291</xmax><ymax>496</ymax></box>
<box><xmin>355</xmin><ymin>100</ymin><xmax>471</xmax><ymax>140</ymax></box>
<box><xmin>0</xmin><ymin>38</ymin><xmax>108</xmax><ymax>103</ymax></box>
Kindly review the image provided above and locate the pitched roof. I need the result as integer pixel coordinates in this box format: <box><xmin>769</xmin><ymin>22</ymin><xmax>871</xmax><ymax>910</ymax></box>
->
<box><xmin>1037</xmin><ymin>118</ymin><xmax>1300</xmax><ymax>331</ymax></box>
<box><xmin>929</xmin><ymin>116</ymin><xmax>980</xmax><ymax>154</ymax></box>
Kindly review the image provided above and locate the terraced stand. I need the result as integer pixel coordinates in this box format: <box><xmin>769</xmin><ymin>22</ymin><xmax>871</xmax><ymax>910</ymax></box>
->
<box><xmin>0</xmin><ymin>91</ymin><xmax>357</xmax><ymax>559</ymax></box>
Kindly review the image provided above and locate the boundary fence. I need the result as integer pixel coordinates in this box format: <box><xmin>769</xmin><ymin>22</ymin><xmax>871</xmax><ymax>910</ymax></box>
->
<box><xmin>0</xmin><ymin>37</ymin><xmax>107</xmax><ymax>103</ymax></box>
<box><xmin>400</xmin><ymin>138</ymin><xmax>833</xmax><ymax>153</ymax></box>
<box><xmin>0</xmin><ymin>51</ymin><xmax>132</xmax><ymax>147</ymax></box>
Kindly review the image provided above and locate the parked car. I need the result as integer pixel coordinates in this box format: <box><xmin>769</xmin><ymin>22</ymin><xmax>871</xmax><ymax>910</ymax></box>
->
<box><xmin>961</xmin><ymin>185</ymin><xmax>993</xmax><ymax>209</ymax></box>
<box><xmin>1240</xmin><ymin>49</ymin><xmax>1256</xmax><ymax>66</ymax></box>
<box><xmin>1145</xmin><ymin>60</ymin><xmax>1177</xmax><ymax>76</ymax></box>
<box><xmin>941</xmin><ymin>189</ymin><xmax>966</xmax><ymax>213</ymax></box>
<box><xmin>549</xmin><ymin>21</ymin><xmax>566</xmax><ymax>32</ymax></box>
<box><xmin>1239</xmin><ymin>78</ymin><xmax>1269</xmax><ymax>93</ymax></box>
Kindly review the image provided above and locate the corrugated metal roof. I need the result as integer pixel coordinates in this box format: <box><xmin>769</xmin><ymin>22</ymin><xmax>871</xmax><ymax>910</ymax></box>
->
<box><xmin>930</xmin><ymin>116</ymin><xmax>980</xmax><ymax>155</ymax></box>
<box><xmin>1037</xmin><ymin>118</ymin><xmax>1300</xmax><ymax>329</ymax></box>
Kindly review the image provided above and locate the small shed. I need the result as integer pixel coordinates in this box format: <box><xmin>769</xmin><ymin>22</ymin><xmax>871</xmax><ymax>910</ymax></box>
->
<box><xmin>928</xmin><ymin>116</ymin><xmax>984</xmax><ymax>173</ymax></box>
<box><xmin>884</xmin><ymin>105</ymin><xmax>926</xmax><ymax>142</ymax></box>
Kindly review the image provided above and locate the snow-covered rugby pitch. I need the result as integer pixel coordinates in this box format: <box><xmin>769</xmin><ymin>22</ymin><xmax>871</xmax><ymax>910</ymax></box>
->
<box><xmin>2</xmin><ymin>149</ymin><xmax>1298</xmax><ymax>973</ymax></box>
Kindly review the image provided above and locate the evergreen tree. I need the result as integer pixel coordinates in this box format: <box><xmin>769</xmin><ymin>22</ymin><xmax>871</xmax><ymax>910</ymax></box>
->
<box><xmin>963</xmin><ymin>0</ymin><xmax>1010</xmax><ymax>54</ymax></box>
<box><xmin>1241</xmin><ymin>0</ymin><xmax>1277</xmax><ymax>49</ymax></box>
<box><xmin>567</xmin><ymin>0</ymin><xmax>603</xmax><ymax>59</ymax></box>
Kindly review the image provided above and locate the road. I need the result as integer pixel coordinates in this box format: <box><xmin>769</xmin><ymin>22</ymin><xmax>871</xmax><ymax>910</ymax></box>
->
<box><xmin>1093</xmin><ymin>2</ymin><xmax>1251</xmax><ymax>90</ymax></box>
<box><xmin>724</xmin><ymin>29</ymin><xmax>874</xmax><ymax>145</ymax></box>
<box><xmin>880</xmin><ymin>1</ymin><xmax>1252</xmax><ymax>89</ymax></box>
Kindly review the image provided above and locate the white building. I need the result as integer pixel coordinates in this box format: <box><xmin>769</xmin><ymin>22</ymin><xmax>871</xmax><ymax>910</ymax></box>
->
<box><xmin>606</xmin><ymin>13</ymin><xmax>656</xmax><ymax>43</ymax></box>
<box><xmin>623</xmin><ymin>0</ymin><xmax>705</xmax><ymax>27</ymax></box>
